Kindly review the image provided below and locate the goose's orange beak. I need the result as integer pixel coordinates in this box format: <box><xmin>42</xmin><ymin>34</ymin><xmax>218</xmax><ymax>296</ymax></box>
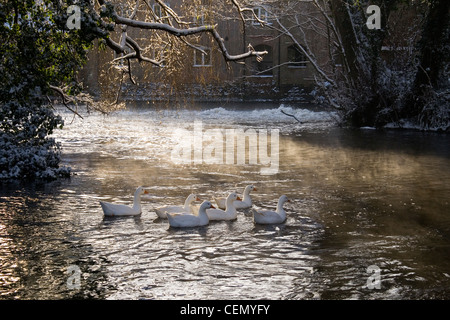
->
<box><xmin>253</xmin><ymin>187</ymin><xmax>257</xmax><ymax>191</ymax></box>
<box><xmin>144</xmin><ymin>190</ymin><xmax>149</xmax><ymax>194</ymax></box>
<box><xmin>196</xmin><ymin>196</ymin><xmax>201</xmax><ymax>201</ymax></box>
<box><xmin>210</xmin><ymin>205</ymin><xmax>216</xmax><ymax>209</ymax></box>
<box><xmin>236</xmin><ymin>196</ymin><xmax>242</xmax><ymax>201</ymax></box>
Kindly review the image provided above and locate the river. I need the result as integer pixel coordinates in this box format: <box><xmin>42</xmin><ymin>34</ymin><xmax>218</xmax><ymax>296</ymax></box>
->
<box><xmin>0</xmin><ymin>103</ymin><xmax>449</xmax><ymax>299</ymax></box>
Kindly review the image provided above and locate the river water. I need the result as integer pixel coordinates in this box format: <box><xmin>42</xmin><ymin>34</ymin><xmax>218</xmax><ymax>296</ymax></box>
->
<box><xmin>0</xmin><ymin>103</ymin><xmax>449</xmax><ymax>299</ymax></box>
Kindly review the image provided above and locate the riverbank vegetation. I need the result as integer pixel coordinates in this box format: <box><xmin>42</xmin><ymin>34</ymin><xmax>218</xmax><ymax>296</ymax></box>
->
<box><xmin>0</xmin><ymin>0</ymin><xmax>448</xmax><ymax>180</ymax></box>
<box><xmin>265</xmin><ymin>0</ymin><xmax>449</xmax><ymax>130</ymax></box>
<box><xmin>0</xmin><ymin>0</ymin><xmax>265</xmax><ymax>180</ymax></box>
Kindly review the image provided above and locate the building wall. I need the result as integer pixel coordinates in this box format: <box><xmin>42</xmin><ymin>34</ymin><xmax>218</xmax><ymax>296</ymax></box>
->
<box><xmin>80</xmin><ymin>0</ymin><xmax>328</xmax><ymax>100</ymax></box>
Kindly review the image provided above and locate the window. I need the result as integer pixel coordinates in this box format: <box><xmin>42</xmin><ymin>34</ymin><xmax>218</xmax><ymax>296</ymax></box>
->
<box><xmin>251</xmin><ymin>44</ymin><xmax>273</xmax><ymax>76</ymax></box>
<box><xmin>194</xmin><ymin>48</ymin><xmax>212</xmax><ymax>67</ymax></box>
<box><xmin>252</xmin><ymin>7</ymin><xmax>270</xmax><ymax>25</ymax></box>
<box><xmin>287</xmin><ymin>45</ymin><xmax>307</xmax><ymax>68</ymax></box>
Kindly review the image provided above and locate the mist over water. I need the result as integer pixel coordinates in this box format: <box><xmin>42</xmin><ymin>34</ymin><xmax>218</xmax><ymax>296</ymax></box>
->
<box><xmin>1</xmin><ymin>104</ymin><xmax>449</xmax><ymax>299</ymax></box>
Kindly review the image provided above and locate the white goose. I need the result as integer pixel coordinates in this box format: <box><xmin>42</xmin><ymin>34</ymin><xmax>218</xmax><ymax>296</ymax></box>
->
<box><xmin>166</xmin><ymin>201</ymin><xmax>215</xmax><ymax>228</ymax></box>
<box><xmin>252</xmin><ymin>195</ymin><xmax>290</xmax><ymax>224</ymax></box>
<box><xmin>155</xmin><ymin>194</ymin><xmax>201</xmax><ymax>219</ymax></box>
<box><xmin>215</xmin><ymin>185</ymin><xmax>256</xmax><ymax>210</ymax></box>
<box><xmin>207</xmin><ymin>193</ymin><xmax>242</xmax><ymax>221</ymax></box>
<box><xmin>100</xmin><ymin>186</ymin><xmax>150</xmax><ymax>217</ymax></box>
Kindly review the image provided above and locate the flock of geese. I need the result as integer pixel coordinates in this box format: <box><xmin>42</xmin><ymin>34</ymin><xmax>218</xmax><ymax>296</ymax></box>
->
<box><xmin>99</xmin><ymin>185</ymin><xmax>291</xmax><ymax>227</ymax></box>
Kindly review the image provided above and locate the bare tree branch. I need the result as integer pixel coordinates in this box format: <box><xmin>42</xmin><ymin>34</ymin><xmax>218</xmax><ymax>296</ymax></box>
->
<box><xmin>230</xmin><ymin>0</ymin><xmax>267</xmax><ymax>26</ymax></box>
<box><xmin>49</xmin><ymin>85</ymin><xmax>84</xmax><ymax>119</ymax></box>
<box><xmin>273</xmin><ymin>15</ymin><xmax>335</xmax><ymax>85</ymax></box>
<box><xmin>110</xmin><ymin>12</ymin><xmax>267</xmax><ymax>62</ymax></box>
<box><xmin>47</xmin><ymin>0</ymin><xmax>274</xmax><ymax>116</ymax></box>
<box><xmin>280</xmin><ymin>109</ymin><xmax>302</xmax><ymax>123</ymax></box>
<box><xmin>154</xmin><ymin>0</ymin><xmax>186</xmax><ymax>25</ymax></box>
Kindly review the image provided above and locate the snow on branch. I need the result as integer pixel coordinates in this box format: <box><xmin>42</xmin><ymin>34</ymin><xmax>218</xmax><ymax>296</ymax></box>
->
<box><xmin>273</xmin><ymin>16</ymin><xmax>335</xmax><ymax>85</ymax></box>
<box><xmin>49</xmin><ymin>85</ymin><xmax>120</xmax><ymax>116</ymax></box>
<box><xmin>49</xmin><ymin>85</ymin><xmax>85</xmax><ymax>119</ymax></box>
<box><xmin>110</xmin><ymin>11</ymin><xmax>268</xmax><ymax>62</ymax></box>
<box><xmin>231</xmin><ymin>0</ymin><xmax>267</xmax><ymax>26</ymax></box>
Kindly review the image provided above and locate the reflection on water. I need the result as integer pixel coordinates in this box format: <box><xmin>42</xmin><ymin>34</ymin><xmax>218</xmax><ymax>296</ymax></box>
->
<box><xmin>0</xmin><ymin>105</ymin><xmax>449</xmax><ymax>299</ymax></box>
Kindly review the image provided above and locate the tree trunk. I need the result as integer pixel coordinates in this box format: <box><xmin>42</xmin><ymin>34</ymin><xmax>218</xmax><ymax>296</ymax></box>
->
<box><xmin>329</xmin><ymin>0</ymin><xmax>360</xmax><ymax>84</ymax></box>
<box><xmin>401</xmin><ymin>0</ymin><xmax>450</xmax><ymax>120</ymax></box>
<box><xmin>413</xmin><ymin>0</ymin><xmax>450</xmax><ymax>91</ymax></box>
<box><xmin>329</xmin><ymin>0</ymin><xmax>396</xmax><ymax>127</ymax></box>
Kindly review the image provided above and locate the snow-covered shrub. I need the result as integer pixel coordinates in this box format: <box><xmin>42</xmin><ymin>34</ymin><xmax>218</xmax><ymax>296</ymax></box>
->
<box><xmin>297</xmin><ymin>0</ymin><xmax>449</xmax><ymax>130</ymax></box>
<box><xmin>0</xmin><ymin>95</ymin><xmax>71</xmax><ymax>180</ymax></box>
<box><xmin>0</xmin><ymin>1</ymin><xmax>97</xmax><ymax>180</ymax></box>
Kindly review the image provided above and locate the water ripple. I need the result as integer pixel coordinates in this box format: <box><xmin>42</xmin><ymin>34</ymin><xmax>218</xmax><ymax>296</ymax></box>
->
<box><xmin>1</xmin><ymin>106</ymin><xmax>449</xmax><ymax>299</ymax></box>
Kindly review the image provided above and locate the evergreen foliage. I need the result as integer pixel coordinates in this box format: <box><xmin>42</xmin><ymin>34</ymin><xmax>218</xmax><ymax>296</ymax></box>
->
<box><xmin>0</xmin><ymin>0</ymin><xmax>102</xmax><ymax>179</ymax></box>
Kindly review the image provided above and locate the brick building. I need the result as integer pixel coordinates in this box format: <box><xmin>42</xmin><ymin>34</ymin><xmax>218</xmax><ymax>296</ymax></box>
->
<box><xmin>80</xmin><ymin>1</ymin><xmax>329</xmax><ymax>102</ymax></box>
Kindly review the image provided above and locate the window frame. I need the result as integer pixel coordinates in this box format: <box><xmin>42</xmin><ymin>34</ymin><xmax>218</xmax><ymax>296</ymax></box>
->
<box><xmin>250</xmin><ymin>44</ymin><xmax>273</xmax><ymax>77</ymax></box>
<box><xmin>193</xmin><ymin>47</ymin><xmax>213</xmax><ymax>67</ymax></box>
<box><xmin>287</xmin><ymin>45</ymin><xmax>308</xmax><ymax>69</ymax></box>
<box><xmin>252</xmin><ymin>7</ymin><xmax>271</xmax><ymax>25</ymax></box>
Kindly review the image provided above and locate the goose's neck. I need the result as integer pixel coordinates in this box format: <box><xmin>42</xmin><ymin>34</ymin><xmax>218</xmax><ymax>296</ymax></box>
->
<box><xmin>241</xmin><ymin>187</ymin><xmax>253</xmax><ymax>204</ymax></box>
<box><xmin>132</xmin><ymin>193</ymin><xmax>142</xmax><ymax>210</ymax></box>
<box><xmin>184</xmin><ymin>197</ymin><xmax>193</xmax><ymax>210</ymax></box>
<box><xmin>224</xmin><ymin>202</ymin><xmax>237</xmax><ymax>219</ymax></box>
<box><xmin>225</xmin><ymin>199</ymin><xmax>237</xmax><ymax>213</ymax></box>
<box><xmin>276</xmin><ymin>201</ymin><xmax>286</xmax><ymax>216</ymax></box>
<box><xmin>198</xmin><ymin>206</ymin><xmax>208</xmax><ymax>218</ymax></box>
<box><xmin>242</xmin><ymin>192</ymin><xmax>251</xmax><ymax>204</ymax></box>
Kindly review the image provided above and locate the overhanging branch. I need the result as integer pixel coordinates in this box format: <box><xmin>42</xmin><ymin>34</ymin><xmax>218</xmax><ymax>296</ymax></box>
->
<box><xmin>111</xmin><ymin>12</ymin><xmax>267</xmax><ymax>62</ymax></box>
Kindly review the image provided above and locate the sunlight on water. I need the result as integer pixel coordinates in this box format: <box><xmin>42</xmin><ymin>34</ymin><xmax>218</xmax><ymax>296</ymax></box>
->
<box><xmin>1</xmin><ymin>104</ymin><xmax>449</xmax><ymax>299</ymax></box>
